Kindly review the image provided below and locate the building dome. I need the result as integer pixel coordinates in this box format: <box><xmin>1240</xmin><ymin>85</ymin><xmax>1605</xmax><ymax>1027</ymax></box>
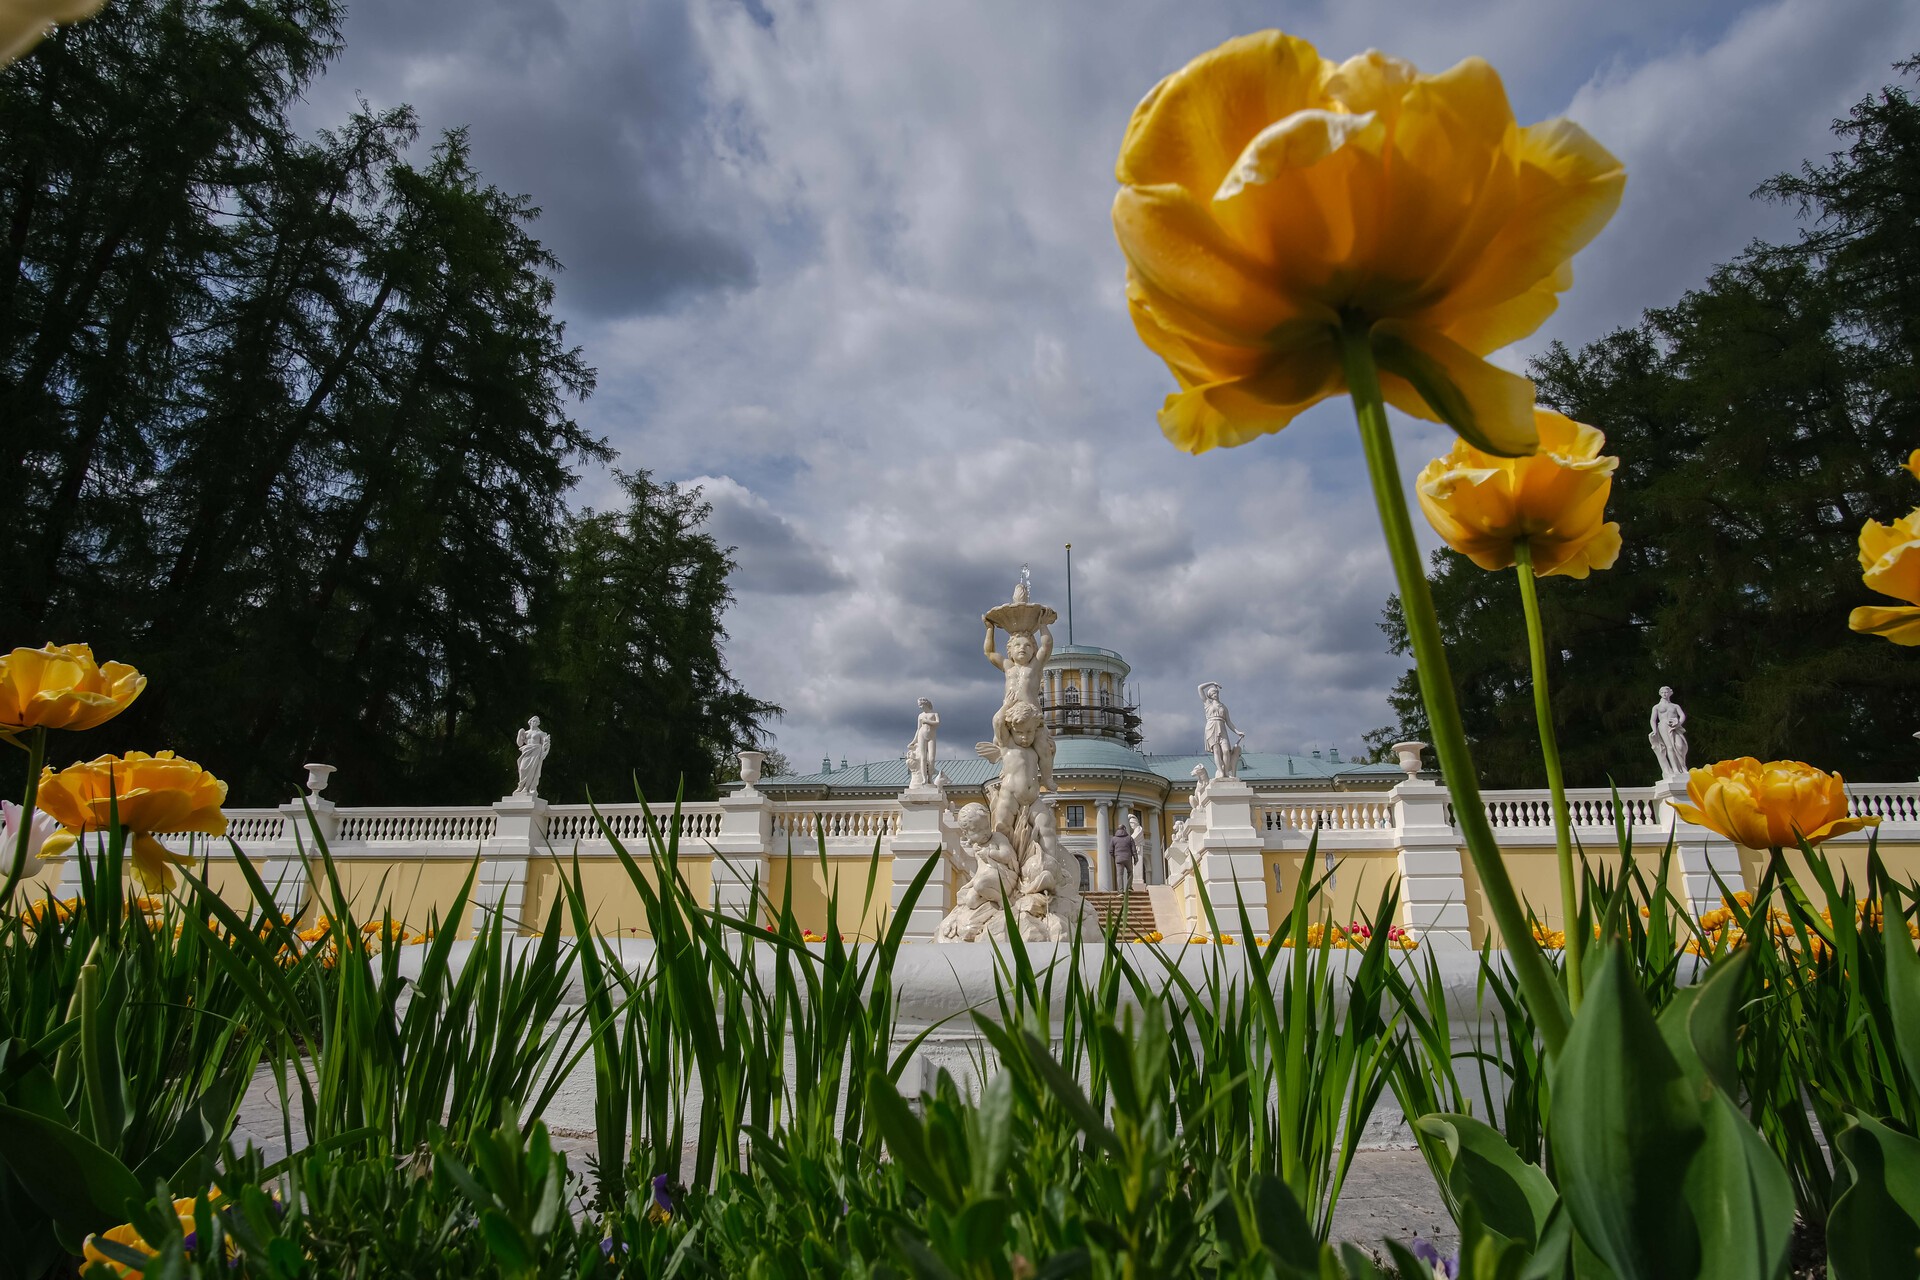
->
<box><xmin>1043</xmin><ymin>643</ymin><xmax>1143</xmax><ymax>747</ymax></box>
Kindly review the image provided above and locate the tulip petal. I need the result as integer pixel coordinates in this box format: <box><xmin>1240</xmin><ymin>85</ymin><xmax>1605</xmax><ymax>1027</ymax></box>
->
<box><xmin>1534</xmin><ymin>521</ymin><xmax>1620</xmax><ymax>579</ymax></box>
<box><xmin>1117</xmin><ymin>31</ymin><xmax>1332</xmax><ymax>195</ymax></box>
<box><xmin>1850</xmin><ymin>604</ymin><xmax>1920</xmax><ymax>645</ymax></box>
<box><xmin>1371</xmin><ymin>321</ymin><xmax>1538</xmax><ymax>456</ymax></box>
<box><xmin>1803</xmin><ymin>815</ymin><xmax>1881</xmax><ymax>845</ymax></box>
<box><xmin>1156</xmin><ymin>340</ymin><xmax>1344</xmax><ymax>454</ymax></box>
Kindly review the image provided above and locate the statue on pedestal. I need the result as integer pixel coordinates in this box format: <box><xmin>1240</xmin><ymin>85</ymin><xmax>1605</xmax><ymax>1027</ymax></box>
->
<box><xmin>1649</xmin><ymin>686</ymin><xmax>1688</xmax><ymax>784</ymax></box>
<box><xmin>513</xmin><ymin>717</ymin><xmax>551</xmax><ymax>798</ymax></box>
<box><xmin>1200</xmin><ymin>682</ymin><xmax>1244</xmax><ymax>780</ymax></box>
<box><xmin>906</xmin><ymin>698</ymin><xmax>940</xmax><ymax>788</ymax></box>
<box><xmin>936</xmin><ymin>573</ymin><xmax>1096</xmax><ymax>942</ymax></box>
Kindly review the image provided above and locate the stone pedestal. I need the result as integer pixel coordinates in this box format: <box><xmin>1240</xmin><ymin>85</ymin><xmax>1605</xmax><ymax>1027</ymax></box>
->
<box><xmin>1656</xmin><ymin>779</ymin><xmax>1738</xmax><ymax>917</ymax></box>
<box><xmin>889</xmin><ymin>785</ymin><xmax>950</xmax><ymax>940</ymax></box>
<box><xmin>474</xmin><ymin>796</ymin><xmax>547</xmax><ymax>933</ymax></box>
<box><xmin>712</xmin><ymin>788</ymin><xmax>773</xmax><ymax>920</ymax></box>
<box><xmin>1391</xmin><ymin>779</ymin><xmax>1471</xmax><ymax>951</ymax></box>
<box><xmin>1196</xmin><ymin>778</ymin><xmax>1267</xmax><ymax>937</ymax></box>
<box><xmin>266</xmin><ymin>798</ymin><xmax>337</xmax><ymax>918</ymax></box>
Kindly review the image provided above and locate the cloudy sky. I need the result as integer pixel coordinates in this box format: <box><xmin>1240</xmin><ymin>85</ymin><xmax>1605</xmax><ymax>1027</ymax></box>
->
<box><xmin>299</xmin><ymin>0</ymin><xmax>1920</xmax><ymax>772</ymax></box>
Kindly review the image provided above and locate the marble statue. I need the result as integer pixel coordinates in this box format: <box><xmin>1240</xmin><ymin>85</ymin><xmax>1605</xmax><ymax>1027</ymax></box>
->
<box><xmin>984</xmin><ymin>578</ymin><xmax>1057</xmax><ymax>792</ymax></box>
<box><xmin>1127</xmin><ymin>811</ymin><xmax>1148</xmax><ymax>882</ymax></box>
<box><xmin>1164</xmin><ymin>818</ymin><xmax>1195</xmax><ymax>890</ymax></box>
<box><xmin>513</xmin><ymin>716</ymin><xmax>551</xmax><ymax>798</ymax></box>
<box><xmin>1109</xmin><ymin>813</ymin><xmax>1136</xmax><ymax>895</ymax></box>
<box><xmin>936</xmin><ymin>801</ymin><xmax>1019</xmax><ymax>942</ymax></box>
<box><xmin>1200</xmin><ymin>682</ymin><xmax>1245</xmax><ymax>780</ymax></box>
<box><xmin>937</xmin><ymin>572</ymin><xmax>1094</xmax><ymax>942</ymax></box>
<box><xmin>1649</xmin><ymin>686</ymin><xmax>1688</xmax><ymax>783</ymax></box>
<box><xmin>906</xmin><ymin>698</ymin><xmax>940</xmax><ymax>788</ymax></box>
<box><xmin>1190</xmin><ymin>763</ymin><xmax>1213</xmax><ymax>814</ymax></box>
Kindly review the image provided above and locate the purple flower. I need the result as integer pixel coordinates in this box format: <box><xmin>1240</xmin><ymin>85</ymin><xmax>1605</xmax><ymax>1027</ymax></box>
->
<box><xmin>647</xmin><ymin>1172</ymin><xmax>673</xmax><ymax>1223</ymax></box>
<box><xmin>1410</xmin><ymin>1238</ymin><xmax>1458</xmax><ymax>1279</ymax></box>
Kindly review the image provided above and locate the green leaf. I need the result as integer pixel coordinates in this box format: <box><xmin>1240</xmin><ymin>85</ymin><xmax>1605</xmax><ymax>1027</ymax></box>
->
<box><xmin>479</xmin><ymin>1207</ymin><xmax>536</xmax><ymax>1274</ymax></box>
<box><xmin>0</xmin><ymin>1103</ymin><xmax>144</xmax><ymax>1236</ymax></box>
<box><xmin>951</xmin><ymin>1197</ymin><xmax>1012</xmax><ymax>1262</ymax></box>
<box><xmin>1884</xmin><ymin>887</ymin><xmax>1920</xmax><ymax>1097</ymax></box>
<box><xmin>1413</xmin><ymin>1113</ymin><xmax>1557</xmax><ymax>1247</ymax></box>
<box><xmin>863</xmin><ymin>1070</ymin><xmax>956</xmax><ymax>1212</ymax></box>
<box><xmin>1550</xmin><ymin>946</ymin><xmax>1703</xmax><ymax>1280</ymax></box>
<box><xmin>1828</xmin><ymin>1113</ymin><xmax>1920</xmax><ymax>1280</ymax></box>
<box><xmin>1247</xmin><ymin>1173</ymin><xmax>1319</xmax><ymax>1272</ymax></box>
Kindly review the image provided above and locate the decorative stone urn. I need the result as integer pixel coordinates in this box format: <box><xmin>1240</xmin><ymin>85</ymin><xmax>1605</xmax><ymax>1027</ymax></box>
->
<box><xmin>1390</xmin><ymin>741</ymin><xmax>1428</xmax><ymax>779</ymax></box>
<box><xmin>302</xmin><ymin>763</ymin><xmax>337</xmax><ymax>800</ymax></box>
<box><xmin>738</xmin><ymin>750</ymin><xmax>767</xmax><ymax>793</ymax></box>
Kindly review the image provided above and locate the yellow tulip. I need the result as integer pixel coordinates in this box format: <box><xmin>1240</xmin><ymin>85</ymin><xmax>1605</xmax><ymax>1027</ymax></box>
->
<box><xmin>1112</xmin><ymin>32</ymin><xmax>1624</xmax><ymax>456</ymax></box>
<box><xmin>81</xmin><ymin>1191</ymin><xmax>219</xmax><ymax>1277</ymax></box>
<box><xmin>1848</xmin><ymin>507</ymin><xmax>1920</xmax><ymax>644</ymax></box>
<box><xmin>1416</xmin><ymin>408</ymin><xmax>1622</xmax><ymax>578</ymax></box>
<box><xmin>0</xmin><ymin>0</ymin><xmax>105</xmax><ymax>67</ymax></box>
<box><xmin>0</xmin><ymin>643</ymin><xmax>145</xmax><ymax>732</ymax></box>
<box><xmin>36</xmin><ymin>751</ymin><xmax>227</xmax><ymax>890</ymax></box>
<box><xmin>1906</xmin><ymin>449</ymin><xmax>1920</xmax><ymax>484</ymax></box>
<box><xmin>1669</xmin><ymin>758</ymin><xmax>1878</xmax><ymax>851</ymax></box>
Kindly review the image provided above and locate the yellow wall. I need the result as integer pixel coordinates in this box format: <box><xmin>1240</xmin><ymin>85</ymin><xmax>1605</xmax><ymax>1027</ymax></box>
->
<box><xmin>763</xmin><ymin>852</ymin><xmax>893</xmax><ymax>939</ymax></box>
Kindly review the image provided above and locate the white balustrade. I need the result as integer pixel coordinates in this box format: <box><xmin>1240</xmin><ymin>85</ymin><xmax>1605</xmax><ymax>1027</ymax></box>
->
<box><xmin>1259</xmin><ymin>799</ymin><xmax>1395</xmax><ymax>833</ymax></box>
<box><xmin>221</xmin><ymin>812</ymin><xmax>287</xmax><ymax>843</ymax></box>
<box><xmin>544</xmin><ymin>805</ymin><xmax>725</xmax><ymax>847</ymax></box>
<box><xmin>771</xmin><ymin>804</ymin><xmax>901</xmax><ymax>846</ymax></box>
<box><xmin>335</xmin><ymin>810</ymin><xmax>499</xmax><ymax>844</ymax></box>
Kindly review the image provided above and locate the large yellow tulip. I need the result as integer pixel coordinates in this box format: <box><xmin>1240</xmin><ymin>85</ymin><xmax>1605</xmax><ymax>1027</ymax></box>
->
<box><xmin>1416</xmin><ymin>408</ymin><xmax>1621</xmax><ymax>578</ymax></box>
<box><xmin>0</xmin><ymin>0</ymin><xmax>105</xmax><ymax>67</ymax></box>
<box><xmin>0</xmin><ymin>643</ymin><xmax>145</xmax><ymax>731</ymax></box>
<box><xmin>1669</xmin><ymin>758</ymin><xmax>1878</xmax><ymax>851</ymax></box>
<box><xmin>36</xmin><ymin>751</ymin><xmax>227</xmax><ymax>890</ymax></box>
<box><xmin>1849</xmin><ymin>507</ymin><xmax>1920</xmax><ymax>644</ymax></box>
<box><xmin>1113</xmin><ymin>32</ymin><xmax>1624</xmax><ymax>456</ymax></box>
<box><xmin>83</xmin><ymin>1192</ymin><xmax>221</xmax><ymax>1278</ymax></box>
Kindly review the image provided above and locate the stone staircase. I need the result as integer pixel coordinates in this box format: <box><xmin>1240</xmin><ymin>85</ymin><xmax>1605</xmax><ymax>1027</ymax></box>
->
<box><xmin>1083</xmin><ymin>889</ymin><xmax>1160</xmax><ymax>939</ymax></box>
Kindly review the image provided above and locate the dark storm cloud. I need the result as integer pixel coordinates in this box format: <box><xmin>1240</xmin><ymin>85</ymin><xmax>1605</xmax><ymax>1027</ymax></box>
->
<box><xmin>304</xmin><ymin>0</ymin><xmax>759</xmax><ymax>316</ymax></box>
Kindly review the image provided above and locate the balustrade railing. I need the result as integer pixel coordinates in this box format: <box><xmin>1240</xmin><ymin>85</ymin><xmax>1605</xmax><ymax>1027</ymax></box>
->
<box><xmin>772</xmin><ymin>804</ymin><xmax>900</xmax><ymax>844</ymax></box>
<box><xmin>544</xmin><ymin>805</ymin><xmax>725</xmax><ymax>846</ymax></box>
<box><xmin>1260</xmin><ymin>799</ymin><xmax>1395</xmax><ymax>833</ymax></box>
<box><xmin>336</xmin><ymin>810</ymin><xmax>498</xmax><ymax>844</ymax></box>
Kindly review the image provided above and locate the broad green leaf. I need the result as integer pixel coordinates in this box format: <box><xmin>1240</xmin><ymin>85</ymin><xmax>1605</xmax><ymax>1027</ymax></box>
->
<box><xmin>1414</xmin><ymin>1113</ymin><xmax>1557</xmax><ymax>1247</ymax></box>
<box><xmin>1828</xmin><ymin>1113</ymin><xmax>1920</xmax><ymax>1279</ymax></box>
<box><xmin>1884</xmin><ymin>888</ymin><xmax>1920</xmax><ymax>1096</ymax></box>
<box><xmin>1550</xmin><ymin>946</ymin><xmax>1703</xmax><ymax>1279</ymax></box>
<box><xmin>0</xmin><ymin>1102</ymin><xmax>143</xmax><ymax>1235</ymax></box>
<box><xmin>1248</xmin><ymin>1173</ymin><xmax>1319</xmax><ymax>1272</ymax></box>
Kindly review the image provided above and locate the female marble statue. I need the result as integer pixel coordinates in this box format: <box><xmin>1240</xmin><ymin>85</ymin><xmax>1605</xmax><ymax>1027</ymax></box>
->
<box><xmin>1199</xmin><ymin>682</ymin><xmax>1244</xmax><ymax>780</ymax></box>
<box><xmin>906</xmin><ymin>697</ymin><xmax>940</xmax><ymax>787</ymax></box>
<box><xmin>513</xmin><ymin>716</ymin><xmax>551</xmax><ymax>797</ymax></box>
<box><xmin>1648</xmin><ymin>686</ymin><xmax>1688</xmax><ymax>783</ymax></box>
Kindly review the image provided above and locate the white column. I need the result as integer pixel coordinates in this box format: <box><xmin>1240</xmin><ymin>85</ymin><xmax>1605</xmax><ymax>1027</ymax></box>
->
<box><xmin>713</xmin><ymin>786</ymin><xmax>774</xmax><ymax>920</ymax></box>
<box><xmin>1095</xmin><ymin>799</ymin><xmax>1113</xmax><ymax>891</ymax></box>
<box><xmin>475</xmin><ymin>795</ymin><xmax>546</xmax><ymax>933</ymax></box>
<box><xmin>1392</xmin><ymin>777</ymin><xmax>1471</xmax><ymax>951</ymax></box>
<box><xmin>1195</xmin><ymin>778</ymin><xmax>1267</xmax><ymax>937</ymax></box>
<box><xmin>889</xmin><ymin>782</ymin><xmax>950</xmax><ymax>940</ymax></box>
<box><xmin>1657</xmin><ymin>778</ymin><xmax>1739</xmax><ymax>917</ymax></box>
<box><xmin>265</xmin><ymin>799</ymin><xmax>333</xmax><ymax>919</ymax></box>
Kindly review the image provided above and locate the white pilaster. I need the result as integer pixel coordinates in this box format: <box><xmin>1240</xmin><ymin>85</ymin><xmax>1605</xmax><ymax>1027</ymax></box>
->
<box><xmin>712</xmin><ymin>787</ymin><xmax>773</xmax><ymax>921</ymax></box>
<box><xmin>1391</xmin><ymin>778</ymin><xmax>1471</xmax><ymax>951</ymax></box>
<box><xmin>266</xmin><ymin>800</ymin><xmax>334</xmax><ymax>918</ymax></box>
<box><xmin>1095</xmin><ymin>799</ymin><xmax>1113</xmax><ymax>891</ymax></box>
<box><xmin>889</xmin><ymin>784</ymin><xmax>950</xmax><ymax>940</ymax></box>
<box><xmin>1195</xmin><ymin>777</ymin><xmax>1267</xmax><ymax>937</ymax></box>
<box><xmin>475</xmin><ymin>795</ymin><xmax>545</xmax><ymax>933</ymax></box>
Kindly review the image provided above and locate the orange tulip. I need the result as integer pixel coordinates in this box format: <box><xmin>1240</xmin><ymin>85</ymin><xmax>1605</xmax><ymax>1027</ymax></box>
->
<box><xmin>37</xmin><ymin>751</ymin><xmax>227</xmax><ymax>890</ymax></box>
<box><xmin>1416</xmin><ymin>408</ymin><xmax>1621</xmax><ymax>578</ymax></box>
<box><xmin>1112</xmin><ymin>32</ymin><xmax>1623</xmax><ymax>456</ymax></box>
<box><xmin>1669</xmin><ymin>758</ymin><xmax>1878</xmax><ymax>851</ymax></box>
<box><xmin>0</xmin><ymin>643</ymin><xmax>145</xmax><ymax>732</ymax></box>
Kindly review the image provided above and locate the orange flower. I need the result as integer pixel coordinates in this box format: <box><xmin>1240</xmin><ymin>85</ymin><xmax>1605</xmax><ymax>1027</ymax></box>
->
<box><xmin>1670</xmin><ymin>758</ymin><xmax>1878</xmax><ymax>851</ymax></box>
<box><xmin>36</xmin><ymin>751</ymin><xmax>227</xmax><ymax>891</ymax></box>
<box><xmin>0</xmin><ymin>643</ymin><xmax>145</xmax><ymax>732</ymax></box>
<box><xmin>1112</xmin><ymin>32</ymin><xmax>1623</xmax><ymax>456</ymax></box>
<box><xmin>82</xmin><ymin>1191</ymin><xmax>220</xmax><ymax>1277</ymax></box>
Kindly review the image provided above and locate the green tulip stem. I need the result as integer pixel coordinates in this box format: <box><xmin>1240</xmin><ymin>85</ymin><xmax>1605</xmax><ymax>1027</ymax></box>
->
<box><xmin>0</xmin><ymin>725</ymin><xmax>47</xmax><ymax>914</ymax></box>
<box><xmin>1335</xmin><ymin>314</ymin><xmax>1571</xmax><ymax>1054</ymax></box>
<box><xmin>1513</xmin><ymin>542</ymin><xmax>1583</xmax><ymax>1010</ymax></box>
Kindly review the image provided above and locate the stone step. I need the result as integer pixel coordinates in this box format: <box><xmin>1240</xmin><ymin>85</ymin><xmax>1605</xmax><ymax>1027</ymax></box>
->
<box><xmin>1083</xmin><ymin>889</ymin><xmax>1159</xmax><ymax>939</ymax></box>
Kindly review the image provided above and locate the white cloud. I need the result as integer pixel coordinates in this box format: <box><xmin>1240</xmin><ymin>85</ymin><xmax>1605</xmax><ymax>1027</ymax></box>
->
<box><xmin>311</xmin><ymin>0</ymin><xmax>1919</xmax><ymax>771</ymax></box>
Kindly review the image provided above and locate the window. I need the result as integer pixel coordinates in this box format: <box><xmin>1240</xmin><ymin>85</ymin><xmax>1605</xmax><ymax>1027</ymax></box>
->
<box><xmin>1066</xmin><ymin>805</ymin><xmax>1086</xmax><ymax>829</ymax></box>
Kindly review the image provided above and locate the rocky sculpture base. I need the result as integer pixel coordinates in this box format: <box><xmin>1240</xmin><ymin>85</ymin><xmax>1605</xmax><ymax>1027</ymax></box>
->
<box><xmin>935</xmin><ymin>797</ymin><xmax>1099</xmax><ymax>943</ymax></box>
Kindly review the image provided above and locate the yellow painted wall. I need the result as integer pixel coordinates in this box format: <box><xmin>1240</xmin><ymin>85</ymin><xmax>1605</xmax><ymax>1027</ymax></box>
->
<box><xmin>763</xmin><ymin>852</ymin><xmax>893</xmax><ymax>939</ymax></box>
<box><xmin>518</xmin><ymin>853</ymin><xmax>713</xmax><ymax>938</ymax></box>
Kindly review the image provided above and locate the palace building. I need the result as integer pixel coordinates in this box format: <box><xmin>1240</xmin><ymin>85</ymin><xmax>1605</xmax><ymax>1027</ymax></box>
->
<box><xmin>745</xmin><ymin>640</ymin><xmax>1405</xmax><ymax>890</ymax></box>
